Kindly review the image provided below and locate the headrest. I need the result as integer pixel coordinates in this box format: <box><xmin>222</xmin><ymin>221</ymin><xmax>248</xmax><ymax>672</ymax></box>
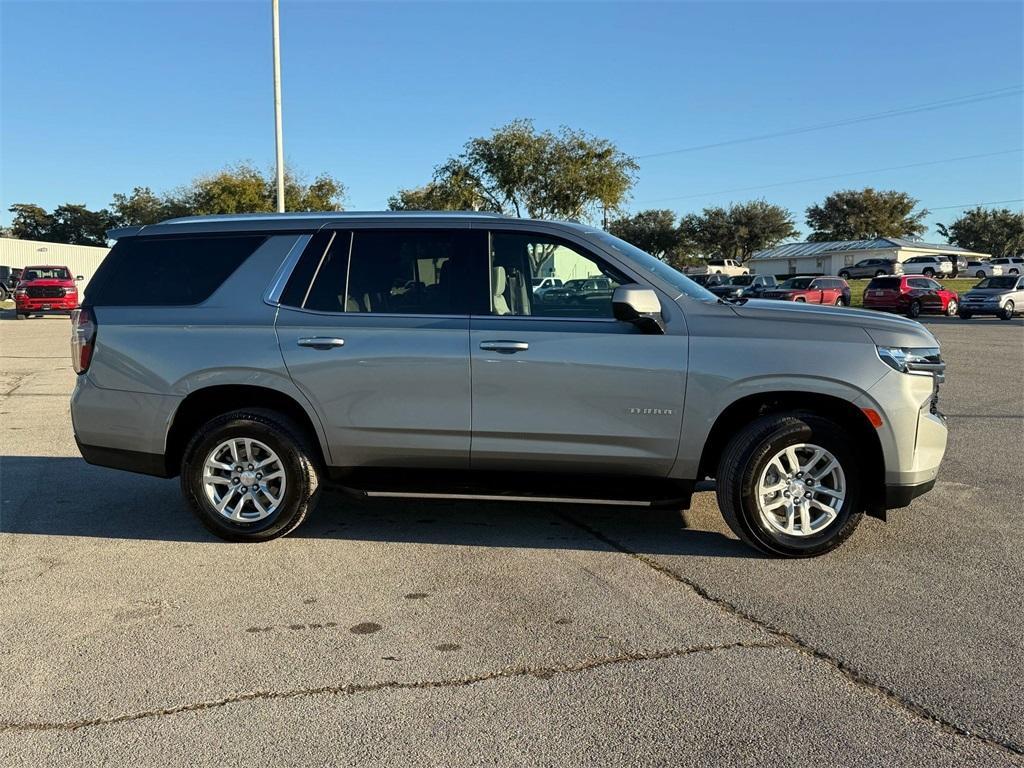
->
<box><xmin>492</xmin><ymin>266</ymin><xmax>507</xmax><ymax>295</ymax></box>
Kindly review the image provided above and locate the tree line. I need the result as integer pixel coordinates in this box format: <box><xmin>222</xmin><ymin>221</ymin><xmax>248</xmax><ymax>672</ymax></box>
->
<box><xmin>4</xmin><ymin>120</ymin><xmax>1022</xmax><ymax>260</ymax></box>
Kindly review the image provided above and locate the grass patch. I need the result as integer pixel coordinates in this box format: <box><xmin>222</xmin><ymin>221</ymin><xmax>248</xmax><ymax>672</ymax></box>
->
<box><xmin>846</xmin><ymin>278</ymin><xmax>979</xmax><ymax>309</ymax></box>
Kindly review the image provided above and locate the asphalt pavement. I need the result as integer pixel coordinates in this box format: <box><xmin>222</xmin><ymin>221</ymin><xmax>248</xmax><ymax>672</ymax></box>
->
<box><xmin>1</xmin><ymin>312</ymin><xmax>1021</xmax><ymax>766</ymax></box>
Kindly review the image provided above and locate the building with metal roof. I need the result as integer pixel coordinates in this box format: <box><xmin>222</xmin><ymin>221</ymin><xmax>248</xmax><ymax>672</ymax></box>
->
<box><xmin>0</xmin><ymin>237</ymin><xmax>110</xmax><ymax>291</ymax></box>
<box><xmin>748</xmin><ymin>237</ymin><xmax>989</xmax><ymax>277</ymax></box>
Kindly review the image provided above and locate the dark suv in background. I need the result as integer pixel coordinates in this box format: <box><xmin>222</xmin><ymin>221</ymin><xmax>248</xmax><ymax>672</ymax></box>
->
<box><xmin>838</xmin><ymin>258</ymin><xmax>900</xmax><ymax>280</ymax></box>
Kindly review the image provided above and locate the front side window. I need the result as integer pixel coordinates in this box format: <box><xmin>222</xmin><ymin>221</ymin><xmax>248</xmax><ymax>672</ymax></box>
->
<box><xmin>488</xmin><ymin>232</ymin><xmax>626</xmax><ymax>319</ymax></box>
<box><xmin>781</xmin><ymin>277</ymin><xmax>814</xmax><ymax>289</ymax></box>
<box><xmin>283</xmin><ymin>229</ymin><xmax>484</xmax><ymax>315</ymax></box>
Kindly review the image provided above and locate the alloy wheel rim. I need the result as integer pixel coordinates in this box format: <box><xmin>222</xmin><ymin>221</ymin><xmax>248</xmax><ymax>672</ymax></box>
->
<box><xmin>202</xmin><ymin>438</ymin><xmax>287</xmax><ymax>523</ymax></box>
<box><xmin>756</xmin><ymin>443</ymin><xmax>846</xmax><ymax>537</ymax></box>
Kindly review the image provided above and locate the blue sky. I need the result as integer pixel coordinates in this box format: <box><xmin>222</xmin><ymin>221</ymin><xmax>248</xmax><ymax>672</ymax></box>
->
<box><xmin>2</xmin><ymin>0</ymin><xmax>1022</xmax><ymax>239</ymax></box>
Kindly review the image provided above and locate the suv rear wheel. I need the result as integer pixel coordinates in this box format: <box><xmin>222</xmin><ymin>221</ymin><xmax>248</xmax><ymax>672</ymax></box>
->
<box><xmin>716</xmin><ymin>413</ymin><xmax>864</xmax><ymax>557</ymax></box>
<box><xmin>181</xmin><ymin>408</ymin><xmax>321</xmax><ymax>541</ymax></box>
<box><xmin>838</xmin><ymin>270</ymin><xmax>850</xmax><ymax>280</ymax></box>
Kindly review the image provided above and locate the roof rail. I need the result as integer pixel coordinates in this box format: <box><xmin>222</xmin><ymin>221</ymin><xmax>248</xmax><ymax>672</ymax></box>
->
<box><xmin>106</xmin><ymin>226</ymin><xmax>143</xmax><ymax>240</ymax></box>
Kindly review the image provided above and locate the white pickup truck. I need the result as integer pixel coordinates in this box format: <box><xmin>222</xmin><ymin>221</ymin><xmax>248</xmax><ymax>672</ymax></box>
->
<box><xmin>686</xmin><ymin>259</ymin><xmax>749</xmax><ymax>277</ymax></box>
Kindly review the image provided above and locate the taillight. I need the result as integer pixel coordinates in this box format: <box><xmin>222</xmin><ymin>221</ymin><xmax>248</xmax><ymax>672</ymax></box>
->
<box><xmin>71</xmin><ymin>307</ymin><xmax>97</xmax><ymax>374</ymax></box>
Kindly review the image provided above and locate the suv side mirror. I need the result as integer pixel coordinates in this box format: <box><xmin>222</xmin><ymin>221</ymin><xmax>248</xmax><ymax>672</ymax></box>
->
<box><xmin>612</xmin><ymin>284</ymin><xmax>665</xmax><ymax>334</ymax></box>
<box><xmin>76</xmin><ymin>275</ymin><xmax>84</xmax><ymax>281</ymax></box>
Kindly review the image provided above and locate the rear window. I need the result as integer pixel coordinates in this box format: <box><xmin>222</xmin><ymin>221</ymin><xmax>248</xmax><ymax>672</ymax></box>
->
<box><xmin>84</xmin><ymin>235</ymin><xmax>266</xmax><ymax>306</ymax></box>
<box><xmin>867</xmin><ymin>277</ymin><xmax>901</xmax><ymax>290</ymax></box>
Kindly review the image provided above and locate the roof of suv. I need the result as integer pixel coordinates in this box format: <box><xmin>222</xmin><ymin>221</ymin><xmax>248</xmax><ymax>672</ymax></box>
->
<box><xmin>107</xmin><ymin>211</ymin><xmax>601</xmax><ymax>240</ymax></box>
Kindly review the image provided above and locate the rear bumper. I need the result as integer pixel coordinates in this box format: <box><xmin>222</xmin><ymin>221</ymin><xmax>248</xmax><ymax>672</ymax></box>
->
<box><xmin>75</xmin><ymin>438</ymin><xmax>172</xmax><ymax>478</ymax></box>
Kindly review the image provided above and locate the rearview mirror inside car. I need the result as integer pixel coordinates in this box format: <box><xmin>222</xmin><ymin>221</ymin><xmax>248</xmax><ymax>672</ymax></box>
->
<box><xmin>612</xmin><ymin>284</ymin><xmax>665</xmax><ymax>334</ymax></box>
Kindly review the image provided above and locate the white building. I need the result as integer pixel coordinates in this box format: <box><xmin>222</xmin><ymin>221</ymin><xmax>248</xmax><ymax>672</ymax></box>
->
<box><xmin>0</xmin><ymin>237</ymin><xmax>110</xmax><ymax>290</ymax></box>
<box><xmin>748</xmin><ymin>238</ymin><xmax>989</xmax><ymax>277</ymax></box>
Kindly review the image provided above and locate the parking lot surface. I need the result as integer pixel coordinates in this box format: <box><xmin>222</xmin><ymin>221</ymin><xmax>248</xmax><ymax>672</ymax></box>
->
<box><xmin>1</xmin><ymin>313</ymin><xmax>1022</xmax><ymax>766</ymax></box>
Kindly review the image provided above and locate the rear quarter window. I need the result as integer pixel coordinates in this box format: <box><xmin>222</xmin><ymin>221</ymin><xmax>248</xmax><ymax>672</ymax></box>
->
<box><xmin>84</xmin><ymin>235</ymin><xmax>266</xmax><ymax>306</ymax></box>
<box><xmin>867</xmin><ymin>277</ymin><xmax>901</xmax><ymax>290</ymax></box>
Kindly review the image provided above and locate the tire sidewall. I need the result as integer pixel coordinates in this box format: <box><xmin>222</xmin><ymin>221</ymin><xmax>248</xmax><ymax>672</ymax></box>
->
<box><xmin>733</xmin><ymin>418</ymin><xmax>863</xmax><ymax>557</ymax></box>
<box><xmin>182</xmin><ymin>414</ymin><xmax>314</xmax><ymax>541</ymax></box>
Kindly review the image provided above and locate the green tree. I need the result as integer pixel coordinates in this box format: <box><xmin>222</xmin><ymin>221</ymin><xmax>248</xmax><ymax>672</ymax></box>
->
<box><xmin>110</xmin><ymin>186</ymin><xmax>190</xmax><ymax>227</ymax></box>
<box><xmin>608</xmin><ymin>209</ymin><xmax>683</xmax><ymax>259</ymax></box>
<box><xmin>8</xmin><ymin>203</ymin><xmax>54</xmax><ymax>240</ymax></box>
<box><xmin>805</xmin><ymin>188</ymin><xmax>927</xmax><ymax>242</ymax></box>
<box><xmin>391</xmin><ymin>119</ymin><xmax>638</xmax><ymax>222</ymax></box>
<box><xmin>936</xmin><ymin>206</ymin><xmax>1024</xmax><ymax>258</ymax></box>
<box><xmin>679</xmin><ymin>200</ymin><xmax>798</xmax><ymax>263</ymax></box>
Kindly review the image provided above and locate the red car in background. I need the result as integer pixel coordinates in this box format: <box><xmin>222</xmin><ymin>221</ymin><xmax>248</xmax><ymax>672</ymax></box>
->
<box><xmin>759</xmin><ymin>276</ymin><xmax>850</xmax><ymax>306</ymax></box>
<box><xmin>14</xmin><ymin>265</ymin><xmax>82</xmax><ymax>319</ymax></box>
<box><xmin>862</xmin><ymin>276</ymin><xmax>959</xmax><ymax>318</ymax></box>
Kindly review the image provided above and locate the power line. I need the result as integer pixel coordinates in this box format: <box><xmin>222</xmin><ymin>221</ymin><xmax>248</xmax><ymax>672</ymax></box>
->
<box><xmin>635</xmin><ymin>85</ymin><xmax>1023</xmax><ymax>160</ymax></box>
<box><xmin>637</xmin><ymin>148</ymin><xmax>1023</xmax><ymax>204</ymax></box>
<box><xmin>927</xmin><ymin>198</ymin><xmax>1024</xmax><ymax>211</ymax></box>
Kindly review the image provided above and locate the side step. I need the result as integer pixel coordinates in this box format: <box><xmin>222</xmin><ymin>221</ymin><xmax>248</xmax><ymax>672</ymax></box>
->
<box><xmin>327</xmin><ymin>468</ymin><xmax>695</xmax><ymax>510</ymax></box>
<box><xmin>362</xmin><ymin>490</ymin><xmax>653</xmax><ymax>507</ymax></box>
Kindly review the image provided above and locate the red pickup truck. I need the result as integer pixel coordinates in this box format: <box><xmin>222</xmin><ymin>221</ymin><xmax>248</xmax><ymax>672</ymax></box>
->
<box><xmin>759</xmin><ymin>276</ymin><xmax>850</xmax><ymax>306</ymax></box>
<box><xmin>14</xmin><ymin>265</ymin><xmax>82</xmax><ymax>319</ymax></box>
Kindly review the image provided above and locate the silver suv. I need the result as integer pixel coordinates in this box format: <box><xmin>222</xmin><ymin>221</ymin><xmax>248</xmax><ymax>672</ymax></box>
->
<box><xmin>70</xmin><ymin>213</ymin><xmax>948</xmax><ymax>557</ymax></box>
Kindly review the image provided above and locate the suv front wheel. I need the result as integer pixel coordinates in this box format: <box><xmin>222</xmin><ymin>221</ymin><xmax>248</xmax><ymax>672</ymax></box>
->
<box><xmin>716</xmin><ymin>413</ymin><xmax>864</xmax><ymax>557</ymax></box>
<box><xmin>181</xmin><ymin>408</ymin><xmax>321</xmax><ymax>542</ymax></box>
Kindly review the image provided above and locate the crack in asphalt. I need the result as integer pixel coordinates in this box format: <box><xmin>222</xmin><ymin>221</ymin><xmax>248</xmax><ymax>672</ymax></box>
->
<box><xmin>558</xmin><ymin>512</ymin><xmax>1024</xmax><ymax>760</ymax></box>
<box><xmin>0</xmin><ymin>640</ymin><xmax>777</xmax><ymax>733</ymax></box>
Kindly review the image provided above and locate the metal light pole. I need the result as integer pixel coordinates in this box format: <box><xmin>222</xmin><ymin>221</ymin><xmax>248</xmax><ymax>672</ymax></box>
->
<box><xmin>271</xmin><ymin>0</ymin><xmax>285</xmax><ymax>212</ymax></box>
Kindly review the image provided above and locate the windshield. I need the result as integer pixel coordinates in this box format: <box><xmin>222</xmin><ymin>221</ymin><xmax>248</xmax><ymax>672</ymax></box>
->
<box><xmin>974</xmin><ymin>277</ymin><xmax>1018</xmax><ymax>289</ymax></box>
<box><xmin>591</xmin><ymin>231</ymin><xmax>717</xmax><ymax>301</ymax></box>
<box><xmin>780</xmin><ymin>277</ymin><xmax>814</xmax><ymax>289</ymax></box>
<box><xmin>728</xmin><ymin>276</ymin><xmax>754</xmax><ymax>286</ymax></box>
<box><xmin>22</xmin><ymin>267</ymin><xmax>71</xmax><ymax>281</ymax></box>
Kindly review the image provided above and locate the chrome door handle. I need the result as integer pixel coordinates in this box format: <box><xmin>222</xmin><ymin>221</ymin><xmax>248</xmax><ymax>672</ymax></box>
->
<box><xmin>297</xmin><ymin>337</ymin><xmax>345</xmax><ymax>350</ymax></box>
<box><xmin>479</xmin><ymin>340</ymin><xmax>529</xmax><ymax>353</ymax></box>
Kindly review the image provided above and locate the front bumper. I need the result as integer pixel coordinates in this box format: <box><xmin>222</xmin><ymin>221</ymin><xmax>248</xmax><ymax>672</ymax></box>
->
<box><xmin>885</xmin><ymin>478</ymin><xmax>936</xmax><ymax>508</ymax></box>
<box><xmin>960</xmin><ymin>300</ymin><xmax>1006</xmax><ymax>315</ymax></box>
<box><xmin>16</xmin><ymin>298</ymin><xmax>78</xmax><ymax>313</ymax></box>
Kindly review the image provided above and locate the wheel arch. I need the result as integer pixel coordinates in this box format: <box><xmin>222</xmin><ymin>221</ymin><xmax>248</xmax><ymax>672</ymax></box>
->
<box><xmin>696</xmin><ymin>391</ymin><xmax>886</xmax><ymax>516</ymax></box>
<box><xmin>164</xmin><ymin>384</ymin><xmax>329</xmax><ymax>477</ymax></box>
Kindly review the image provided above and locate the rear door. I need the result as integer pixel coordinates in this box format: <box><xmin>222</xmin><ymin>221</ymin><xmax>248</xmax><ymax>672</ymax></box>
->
<box><xmin>469</xmin><ymin>229</ymin><xmax>687</xmax><ymax>476</ymax></box>
<box><xmin>276</xmin><ymin>227</ymin><xmax>485</xmax><ymax>468</ymax></box>
<box><xmin>907</xmin><ymin>278</ymin><xmax>940</xmax><ymax>312</ymax></box>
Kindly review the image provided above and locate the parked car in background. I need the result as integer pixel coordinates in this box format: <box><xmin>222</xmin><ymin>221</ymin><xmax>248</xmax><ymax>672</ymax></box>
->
<box><xmin>901</xmin><ymin>255</ymin><xmax>951</xmax><ymax>278</ymax></box>
<box><xmin>965</xmin><ymin>260</ymin><xmax>1003</xmax><ymax>279</ymax></box>
<box><xmin>0</xmin><ymin>266</ymin><xmax>23</xmax><ymax>301</ymax></box>
<box><xmin>862</xmin><ymin>276</ymin><xmax>959</xmax><ymax>318</ymax></box>
<box><xmin>759</xmin><ymin>276</ymin><xmax>849</xmax><ymax>306</ymax></box>
<box><xmin>990</xmin><ymin>256</ymin><xmax>1024</xmax><ymax>275</ymax></box>
<box><xmin>958</xmin><ymin>275</ymin><xmax>1024</xmax><ymax>320</ymax></box>
<box><xmin>707</xmin><ymin>274</ymin><xmax>778</xmax><ymax>300</ymax></box>
<box><xmin>531</xmin><ymin>277</ymin><xmax>563</xmax><ymax>296</ymax></box>
<box><xmin>945</xmin><ymin>255</ymin><xmax>968</xmax><ymax>277</ymax></box>
<box><xmin>838</xmin><ymin>258</ymin><xmax>901</xmax><ymax>280</ymax></box>
<box><xmin>14</xmin><ymin>265</ymin><xmax>82</xmax><ymax>319</ymax></box>
<box><xmin>690</xmin><ymin>273</ymin><xmax>727</xmax><ymax>288</ymax></box>
<box><xmin>686</xmin><ymin>258</ymin><xmax>748</xmax><ymax>277</ymax></box>
<box><xmin>542</xmin><ymin>277</ymin><xmax>614</xmax><ymax>306</ymax></box>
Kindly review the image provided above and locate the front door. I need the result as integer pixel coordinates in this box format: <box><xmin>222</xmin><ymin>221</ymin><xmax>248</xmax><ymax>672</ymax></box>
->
<box><xmin>276</xmin><ymin>228</ymin><xmax>484</xmax><ymax>468</ymax></box>
<box><xmin>470</xmin><ymin>230</ymin><xmax>687</xmax><ymax>476</ymax></box>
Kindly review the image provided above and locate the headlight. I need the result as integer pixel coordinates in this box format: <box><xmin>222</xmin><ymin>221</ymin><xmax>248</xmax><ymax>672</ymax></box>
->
<box><xmin>876</xmin><ymin>346</ymin><xmax>944</xmax><ymax>378</ymax></box>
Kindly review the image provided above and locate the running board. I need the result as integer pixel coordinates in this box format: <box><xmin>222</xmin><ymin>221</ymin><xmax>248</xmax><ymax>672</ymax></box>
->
<box><xmin>362</xmin><ymin>490</ymin><xmax>653</xmax><ymax>507</ymax></box>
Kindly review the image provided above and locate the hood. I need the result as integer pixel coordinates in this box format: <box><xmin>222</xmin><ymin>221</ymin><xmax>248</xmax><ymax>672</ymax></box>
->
<box><xmin>964</xmin><ymin>288</ymin><xmax>1011</xmax><ymax>297</ymax></box>
<box><xmin>729</xmin><ymin>298</ymin><xmax>938</xmax><ymax>348</ymax></box>
<box><xmin>19</xmin><ymin>277</ymin><xmax>75</xmax><ymax>287</ymax></box>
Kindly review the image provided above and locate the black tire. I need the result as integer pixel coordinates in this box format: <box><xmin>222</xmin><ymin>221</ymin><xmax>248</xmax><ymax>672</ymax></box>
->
<box><xmin>794</xmin><ymin>297</ymin><xmax>806</xmax><ymax>303</ymax></box>
<box><xmin>976</xmin><ymin>270</ymin><xmax>986</xmax><ymax>279</ymax></box>
<box><xmin>907</xmin><ymin>300</ymin><xmax>922</xmax><ymax>318</ymax></box>
<box><xmin>716</xmin><ymin>413</ymin><xmax>864</xmax><ymax>557</ymax></box>
<box><xmin>874</xmin><ymin>270</ymin><xmax>886</xmax><ymax>277</ymax></box>
<box><xmin>838</xmin><ymin>271</ymin><xmax>850</xmax><ymax>280</ymax></box>
<box><xmin>945</xmin><ymin>299</ymin><xmax>958</xmax><ymax>317</ymax></box>
<box><xmin>1010</xmin><ymin>268</ymin><xmax>1020</xmax><ymax>276</ymax></box>
<box><xmin>180</xmin><ymin>408</ymin><xmax>321</xmax><ymax>542</ymax></box>
<box><xmin>1000</xmin><ymin>300</ymin><xmax>1015</xmax><ymax>321</ymax></box>
<box><xmin>923</xmin><ymin>268</ymin><xmax>934</xmax><ymax>277</ymax></box>
<box><xmin>833</xmin><ymin>296</ymin><xmax>843</xmax><ymax>306</ymax></box>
